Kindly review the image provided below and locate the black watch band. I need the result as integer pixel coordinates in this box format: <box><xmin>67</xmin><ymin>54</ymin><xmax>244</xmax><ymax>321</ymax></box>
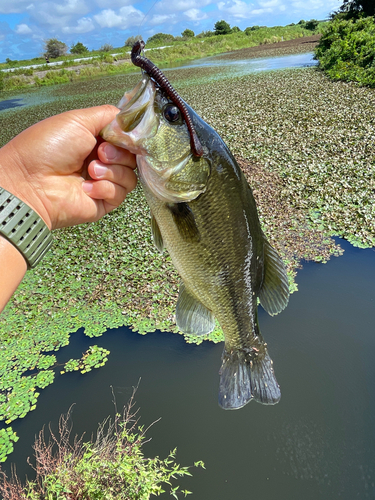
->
<box><xmin>0</xmin><ymin>187</ymin><xmax>52</xmax><ymax>268</ymax></box>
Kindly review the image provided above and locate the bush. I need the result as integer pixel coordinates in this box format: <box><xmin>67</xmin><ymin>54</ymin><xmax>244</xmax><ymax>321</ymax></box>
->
<box><xmin>146</xmin><ymin>33</ymin><xmax>175</xmax><ymax>45</ymax></box>
<box><xmin>70</xmin><ymin>42</ymin><xmax>89</xmax><ymax>55</ymax></box>
<box><xmin>0</xmin><ymin>393</ymin><xmax>204</xmax><ymax>500</ymax></box>
<box><xmin>315</xmin><ymin>16</ymin><xmax>375</xmax><ymax>87</ymax></box>
<box><xmin>305</xmin><ymin>19</ymin><xmax>319</xmax><ymax>31</ymax></box>
<box><xmin>214</xmin><ymin>20</ymin><xmax>232</xmax><ymax>35</ymax></box>
<box><xmin>182</xmin><ymin>29</ymin><xmax>195</xmax><ymax>38</ymax></box>
<box><xmin>99</xmin><ymin>43</ymin><xmax>114</xmax><ymax>52</ymax></box>
<box><xmin>44</xmin><ymin>38</ymin><xmax>68</xmax><ymax>59</ymax></box>
<box><xmin>125</xmin><ymin>35</ymin><xmax>143</xmax><ymax>47</ymax></box>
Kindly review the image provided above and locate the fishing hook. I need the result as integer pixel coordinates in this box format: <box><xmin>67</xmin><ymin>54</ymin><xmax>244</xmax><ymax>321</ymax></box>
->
<box><xmin>131</xmin><ymin>40</ymin><xmax>204</xmax><ymax>158</ymax></box>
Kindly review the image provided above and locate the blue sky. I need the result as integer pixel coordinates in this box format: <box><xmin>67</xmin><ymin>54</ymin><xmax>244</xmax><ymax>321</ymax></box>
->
<box><xmin>0</xmin><ymin>0</ymin><xmax>342</xmax><ymax>62</ymax></box>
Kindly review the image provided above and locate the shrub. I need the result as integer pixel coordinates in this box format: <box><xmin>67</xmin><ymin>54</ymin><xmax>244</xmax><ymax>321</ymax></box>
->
<box><xmin>0</xmin><ymin>394</ymin><xmax>204</xmax><ymax>500</ymax></box>
<box><xmin>99</xmin><ymin>43</ymin><xmax>114</xmax><ymax>52</ymax></box>
<box><xmin>44</xmin><ymin>38</ymin><xmax>68</xmax><ymax>59</ymax></box>
<box><xmin>305</xmin><ymin>19</ymin><xmax>319</xmax><ymax>31</ymax></box>
<box><xmin>70</xmin><ymin>42</ymin><xmax>89</xmax><ymax>55</ymax></box>
<box><xmin>182</xmin><ymin>29</ymin><xmax>195</xmax><ymax>38</ymax></box>
<box><xmin>214</xmin><ymin>20</ymin><xmax>232</xmax><ymax>35</ymax></box>
<box><xmin>146</xmin><ymin>33</ymin><xmax>175</xmax><ymax>45</ymax></box>
<box><xmin>125</xmin><ymin>35</ymin><xmax>143</xmax><ymax>47</ymax></box>
<box><xmin>315</xmin><ymin>16</ymin><xmax>375</xmax><ymax>87</ymax></box>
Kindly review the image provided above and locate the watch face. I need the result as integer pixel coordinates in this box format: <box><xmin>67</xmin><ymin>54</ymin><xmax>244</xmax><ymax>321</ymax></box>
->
<box><xmin>0</xmin><ymin>188</ymin><xmax>52</xmax><ymax>268</ymax></box>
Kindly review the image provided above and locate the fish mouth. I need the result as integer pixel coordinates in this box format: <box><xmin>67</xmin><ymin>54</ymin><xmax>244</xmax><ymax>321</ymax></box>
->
<box><xmin>100</xmin><ymin>75</ymin><xmax>158</xmax><ymax>154</ymax></box>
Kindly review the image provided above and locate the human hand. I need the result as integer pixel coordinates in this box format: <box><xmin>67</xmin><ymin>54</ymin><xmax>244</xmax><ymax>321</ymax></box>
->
<box><xmin>0</xmin><ymin>105</ymin><xmax>137</xmax><ymax>230</ymax></box>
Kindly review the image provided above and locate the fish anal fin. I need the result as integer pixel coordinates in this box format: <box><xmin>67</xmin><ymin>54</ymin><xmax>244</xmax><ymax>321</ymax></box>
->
<box><xmin>167</xmin><ymin>202</ymin><xmax>200</xmax><ymax>243</ymax></box>
<box><xmin>218</xmin><ymin>346</ymin><xmax>281</xmax><ymax>410</ymax></box>
<box><xmin>259</xmin><ymin>236</ymin><xmax>290</xmax><ymax>316</ymax></box>
<box><xmin>151</xmin><ymin>213</ymin><xmax>164</xmax><ymax>253</ymax></box>
<box><xmin>176</xmin><ymin>283</ymin><xmax>215</xmax><ymax>335</ymax></box>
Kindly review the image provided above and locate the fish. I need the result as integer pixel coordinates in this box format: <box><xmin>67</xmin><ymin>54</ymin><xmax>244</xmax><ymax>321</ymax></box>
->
<box><xmin>101</xmin><ymin>73</ymin><xmax>290</xmax><ymax>410</ymax></box>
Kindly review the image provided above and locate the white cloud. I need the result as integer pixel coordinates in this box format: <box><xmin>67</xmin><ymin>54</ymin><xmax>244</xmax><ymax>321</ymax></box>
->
<box><xmin>94</xmin><ymin>5</ymin><xmax>143</xmax><ymax>29</ymax></box>
<box><xmin>217</xmin><ymin>0</ymin><xmax>287</xmax><ymax>18</ymax></box>
<box><xmin>94</xmin><ymin>0</ymin><xmax>133</xmax><ymax>7</ymax></box>
<box><xmin>156</xmin><ymin>0</ymin><xmax>213</xmax><ymax>14</ymax></box>
<box><xmin>62</xmin><ymin>16</ymin><xmax>94</xmax><ymax>33</ymax></box>
<box><xmin>15</xmin><ymin>23</ymin><xmax>32</xmax><ymax>34</ymax></box>
<box><xmin>55</xmin><ymin>0</ymin><xmax>89</xmax><ymax>15</ymax></box>
<box><xmin>0</xmin><ymin>0</ymin><xmax>32</xmax><ymax>14</ymax></box>
<box><xmin>148</xmin><ymin>13</ymin><xmax>177</xmax><ymax>26</ymax></box>
<box><xmin>183</xmin><ymin>8</ymin><xmax>207</xmax><ymax>20</ymax></box>
<box><xmin>292</xmin><ymin>0</ymin><xmax>340</xmax><ymax>12</ymax></box>
<box><xmin>218</xmin><ymin>0</ymin><xmax>251</xmax><ymax>18</ymax></box>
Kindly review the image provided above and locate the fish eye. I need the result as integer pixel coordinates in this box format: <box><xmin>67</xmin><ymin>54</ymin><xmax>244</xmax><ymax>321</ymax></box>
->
<box><xmin>164</xmin><ymin>104</ymin><xmax>181</xmax><ymax>123</ymax></box>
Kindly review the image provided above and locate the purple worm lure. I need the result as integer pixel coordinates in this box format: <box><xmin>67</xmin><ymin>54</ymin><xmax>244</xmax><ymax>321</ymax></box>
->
<box><xmin>131</xmin><ymin>40</ymin><xmax>204</xmax><ymax>158</ymax></box>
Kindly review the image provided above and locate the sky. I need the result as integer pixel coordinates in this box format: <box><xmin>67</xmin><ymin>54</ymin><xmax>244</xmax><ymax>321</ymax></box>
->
<box><xmin>0</xmin><ymin>0</ymin><xmax>342</xmax><ymax>62</ymax></box>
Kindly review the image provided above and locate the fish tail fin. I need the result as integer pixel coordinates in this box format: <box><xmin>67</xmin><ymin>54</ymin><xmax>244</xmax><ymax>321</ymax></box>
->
<box><xmin>218</xmin><ymin>345</ymin><xmax>281</xmax><ymax>410</ymax></box>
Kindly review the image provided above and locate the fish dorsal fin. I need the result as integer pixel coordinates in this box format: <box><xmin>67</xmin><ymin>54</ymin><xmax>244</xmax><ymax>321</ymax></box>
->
<box><xmin>151</xmin><ymin>214</ymin><xmax>164</xmax><ymax>253</ymax></box>
<box><xmin>259</xmin><ymin>236</ymin><xmax>290</xmax><ymax>316</ymax></box>
<box><xmin>167</xmin><ymin>203</ymin><xmax>200</xmax><ymax>243</ymax></box>
<box><xmin>176</xmin><ymin>283</ymin><xmax>215</xmax><ymax>335</ymax></box>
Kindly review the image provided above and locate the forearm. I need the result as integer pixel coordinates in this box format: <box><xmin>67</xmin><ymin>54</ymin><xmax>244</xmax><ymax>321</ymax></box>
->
<box><xmin>0</xmin><ymin>236</ymin><xmax>27</xmax><ymax>312</ymax></box>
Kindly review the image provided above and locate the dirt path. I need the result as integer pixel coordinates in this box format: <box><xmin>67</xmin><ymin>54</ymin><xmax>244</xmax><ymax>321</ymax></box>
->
<box><xmin>215</xmin><ymin>35</ymin><xmax>321</xmax><ymax>61</ymax></box>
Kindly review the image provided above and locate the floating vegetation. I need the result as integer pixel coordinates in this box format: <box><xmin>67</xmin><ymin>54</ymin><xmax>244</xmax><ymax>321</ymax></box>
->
<box><xmin>0</xmin><ymin>44</ymin><xmax>373</xmax><ymax>458</ymax></box>
<box><xmin>0</xmin><ymin>428</ymin><xmax>18</xmax><ymax>463</ymax></box>
<box><xmin>61</xmin><ymin>346</ymin><xmax>110</xmax><ymax>374</ymax></box>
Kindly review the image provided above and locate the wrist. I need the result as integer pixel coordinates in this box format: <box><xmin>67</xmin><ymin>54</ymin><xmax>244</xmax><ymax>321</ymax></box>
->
<box><xmin>0</xmin><ymin>143</ymin><xmax>52</xmax><ymax>230</ymax></box>
<box><xmin>0</xmin><ymin>187</ymin><xmax>53</xmax><ymax>269</ymax></box>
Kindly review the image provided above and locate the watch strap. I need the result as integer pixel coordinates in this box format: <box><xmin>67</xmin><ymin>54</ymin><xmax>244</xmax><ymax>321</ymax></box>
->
<box><xmin>0</xmin><ymin>187</ymin><xmax>52</xmax><ymax>268</ymax></box>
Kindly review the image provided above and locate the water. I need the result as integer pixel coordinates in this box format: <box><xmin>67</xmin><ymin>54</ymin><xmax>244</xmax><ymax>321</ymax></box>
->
<box><xmin>0</xmin><ymin>52</ymin><xmax>316</xmax><ymax>112</ymax></box>
<box><xmin>5</xmin><ymin>239</ymin><xmax>375</xmax><ymax>499</ymax></box>
<box><xmin>166</xmin><ymin>51</ymin><xmax>317</xmax><ymax>74</ymax></box>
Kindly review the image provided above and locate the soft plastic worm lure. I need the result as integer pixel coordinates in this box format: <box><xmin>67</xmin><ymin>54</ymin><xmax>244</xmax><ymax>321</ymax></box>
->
<box><xmin>131</xmin><ymin>40</ymin><xmax>204</xmax><ymax>157</ymax></box>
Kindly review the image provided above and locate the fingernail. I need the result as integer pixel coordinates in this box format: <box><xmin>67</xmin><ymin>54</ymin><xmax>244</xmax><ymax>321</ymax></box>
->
<box><xmin>94</xmin><ymin>164</ymin><xmax>108</xmax><ymax>178</ymax></box>
<box><xmin>82</xmin><ymin>181</ymin><xmax>93</xmax><ymax>193</ymax></box>
<box><xmin>103</xmin><ymin>144</ymin><xmax>117</xmax><ymax>160</ymax></box>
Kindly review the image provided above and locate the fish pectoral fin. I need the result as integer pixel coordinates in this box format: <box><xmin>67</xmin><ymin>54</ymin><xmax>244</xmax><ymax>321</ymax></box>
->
<box><xmin>151</xmin><ymin>214</ymin><xmax>164</xmax><ymax>253</ymax></box>
<box><xmin>167</xmin><ymin>202</ymin><xmax>200</xmax><ymax>243</ymax></box>
<box><xmin>259</xmin><ymin>236</ymin><xmax>290</xmax><ymax>316</ymax></box>
<box><xmin>218</xmin><ymin>345</ymin><xmax>281</xmax><ymax>410</ymax></box>
<box><xmin>176</xmin><ymin>283</ymin><xmax>215</xmax><ymax>335</ymax></box>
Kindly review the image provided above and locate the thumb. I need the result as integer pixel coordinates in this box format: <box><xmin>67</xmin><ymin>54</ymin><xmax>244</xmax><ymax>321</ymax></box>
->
<box><xmin>70</xmin><ymin>104</ymin><xmax>120</xmax><ymax>138</ymax></box>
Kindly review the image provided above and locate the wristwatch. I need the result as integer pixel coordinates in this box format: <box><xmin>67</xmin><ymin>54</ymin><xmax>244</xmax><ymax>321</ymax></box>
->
<box><xmin>0</xmin><ymin>187</ymin><xmax>53</xmax><ymax>268</ymax></box>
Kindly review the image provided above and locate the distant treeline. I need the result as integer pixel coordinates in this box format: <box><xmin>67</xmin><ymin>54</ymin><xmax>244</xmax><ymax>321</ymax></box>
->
<box><xmin>314</xmin><ymin>0</ymin><xmax>375</xmax><ymax>87</ymax></box>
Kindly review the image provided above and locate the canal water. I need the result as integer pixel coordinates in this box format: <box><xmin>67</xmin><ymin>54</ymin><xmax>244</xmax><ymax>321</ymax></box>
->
<box><xmin>5</xmin><ymin>239</ymin><xmax>375</xmax><ymax>499</ymax></box>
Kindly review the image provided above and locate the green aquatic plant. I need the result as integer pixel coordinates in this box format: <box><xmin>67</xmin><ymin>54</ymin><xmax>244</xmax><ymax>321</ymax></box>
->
<box><xmin>0</xmin><ymin>428</ymin><xmax>19</xmax><ymax>463</ymax></box>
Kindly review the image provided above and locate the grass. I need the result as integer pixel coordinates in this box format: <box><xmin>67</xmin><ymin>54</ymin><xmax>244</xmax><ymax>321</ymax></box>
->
<box><xmin>0</xmin><ymin>42</ymin><xmax>373</xmax><ymax>461</ymax></box>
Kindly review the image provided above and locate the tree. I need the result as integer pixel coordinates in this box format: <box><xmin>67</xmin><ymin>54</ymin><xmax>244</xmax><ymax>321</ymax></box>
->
<box><xmin>214</xmin><ymin>20</ymin><xmax>232</xmax><ymax>35</ymax></box>
<box><xmin>44</xmin><ymin>38</ymin><xmax>68</xmax><ymax>59</ymax></box>
<box><xmin>182</xmin><ymin>28</ymin><xmax>195</xmax><ymax>38</ymax></box>
<box><xmin>70</xmin><ymin>42</ymin><xmax>88</xmax><ymax>55</ymax></box>
<box><xmin>232</xmin><ymin>26</ymin><xmax>241</xmax><ymax>32</ymax></box>
<box><xmin>124</xmin><ymin>35</ymin><xmax>143</xmax><ymax>47</ymax></box>
<box><xmin>305</xmin><ymin>19</ymin><xmax>319</xmax><ymax>31</ymax></box>
<box><xmin>98</xmin><ymin>43</ymin><xmax>114</xmax><ymax>52</ymax></box>
<box><xmin>337</xmin><ymin>0</ymin><xmax>375</xmax><ymax>17</ymax></box>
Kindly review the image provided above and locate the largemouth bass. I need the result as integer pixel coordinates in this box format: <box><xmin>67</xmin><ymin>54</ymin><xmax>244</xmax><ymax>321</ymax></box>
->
<box><xmin>101</xmin><ymin>75</ymin><xmax>289</xmax><ymax>410</ymax></box>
